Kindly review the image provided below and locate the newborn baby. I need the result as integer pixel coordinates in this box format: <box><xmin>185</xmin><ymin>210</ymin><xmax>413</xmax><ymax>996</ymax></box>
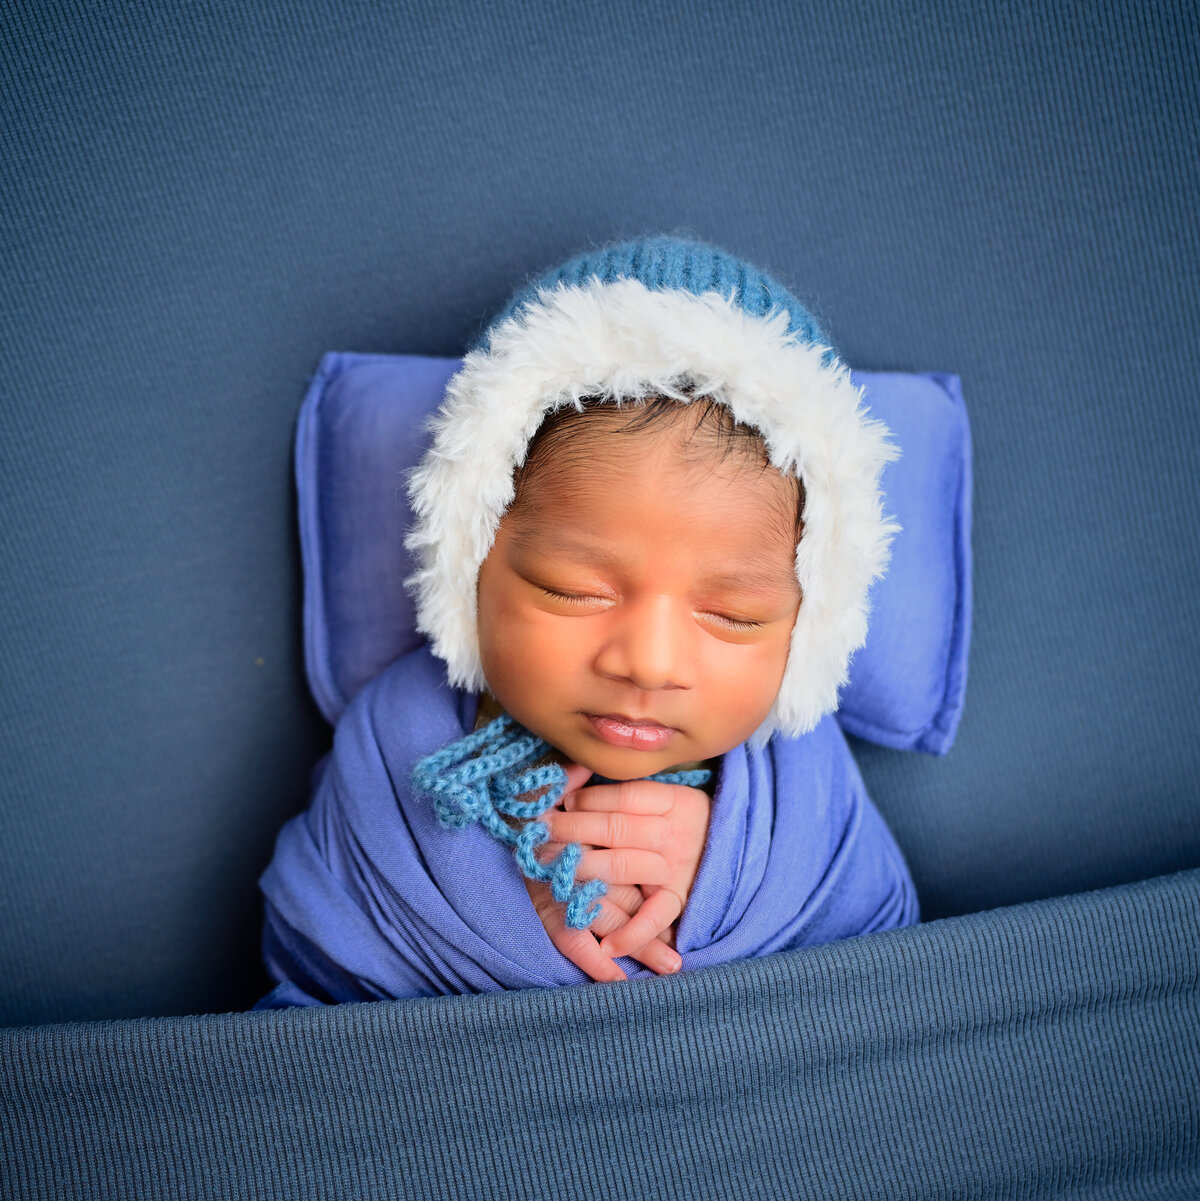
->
<box><xmin>256</xmin><ymin>236</ymin><xmax>919</xmax><ymax>1006</ymax></box>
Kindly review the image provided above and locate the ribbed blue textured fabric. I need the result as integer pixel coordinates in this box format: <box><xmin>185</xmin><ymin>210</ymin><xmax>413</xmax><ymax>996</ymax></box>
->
<box><xmin>0</xmin><ymin>0</ymin><xmax>1197</xmax><ymax>1052</ymax></box>
<box><xmin>3</xmin><ymin>868</ymin><xmax>1198</xmax><ymax>1199</ymax></box>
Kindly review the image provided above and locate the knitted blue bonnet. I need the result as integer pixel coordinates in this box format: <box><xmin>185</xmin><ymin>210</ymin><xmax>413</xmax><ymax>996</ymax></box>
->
<box><xmin>407</xmin><ymin>234</ymin><xmax>900</xmax><ymax>930</ymax></box>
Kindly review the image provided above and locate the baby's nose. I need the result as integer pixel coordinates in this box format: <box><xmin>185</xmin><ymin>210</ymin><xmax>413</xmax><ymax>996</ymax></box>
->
<box><xmin>596</xmin><ymin>596</ymin><xmax>695</xmax><ymax>691</ymax></box>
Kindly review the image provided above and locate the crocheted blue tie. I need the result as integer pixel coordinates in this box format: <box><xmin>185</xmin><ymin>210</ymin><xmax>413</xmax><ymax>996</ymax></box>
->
<box><xmin>412</xmin><ymin>713</ymin><xmax>711</xmax><ymax>929</ymax></box>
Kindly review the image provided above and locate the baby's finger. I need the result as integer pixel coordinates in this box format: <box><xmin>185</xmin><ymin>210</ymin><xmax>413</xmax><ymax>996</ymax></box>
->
<box><xmin>573</xmin><ymin>847</ymin><xmax>671</xmax><ymax>887</ymax></box>
<box><xmin>557</xmin><ymin>762</ymin><xmax>595</xmax><ymax>801</ymax></box>
<box><xmin>526</xmin><ymin>879</ymin><xmax>627</xmax><ymax>984</ymax></box>
<box><xmin>581</xmin><ymin>888</ymin><xmax>679</xmax><ymax>974</ymax></box>
<box><xmin>564</xmin><ymin>780</ymin><xmax>676</xmax><ymax>816</ymax></box>
<box><xmin>627</xmin><ymin>935</ymin><xmax>682</xmax><ymax>976</ymax></box>
<box><xmin>584</xmin><ymin>892</ymin><xmax>645</xmax><ymax>938</ymax></box>
<box><xmin>599</xmin><ymin>887</ymin><xmax>683</xmax><ymax>960</ymax></box>
<box><xmin>540</xmin><ymin>809</ymin><xmax>664</xmax><ymax>851</ymax></box>
<box><xmin>554</xmin><ymin>926</ymin><xmax>629</xmax><ymax>984</ymax></box>
<box><xmin>605</xmin><ymin>882</ymin><xmax>645</xmax><ymax>913</ymax></box>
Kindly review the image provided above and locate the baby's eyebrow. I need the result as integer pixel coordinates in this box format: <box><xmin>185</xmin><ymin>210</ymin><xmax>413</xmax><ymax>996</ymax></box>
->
<box><xmin>509</xmin><ymin>529</ymin><xmax>625</xmax><ymax>571</ymax></box>
<box><xmin>697</xmin><ymin>567</ymin><xmax>800</xmax><ymax>597</ymax></box>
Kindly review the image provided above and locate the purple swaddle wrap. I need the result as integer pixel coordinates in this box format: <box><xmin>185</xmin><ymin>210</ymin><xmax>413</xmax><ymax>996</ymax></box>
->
<box><xmin>258</xmin><ymin>645</ymin><xmax>920</xmax><ymax>1004</ymax></box>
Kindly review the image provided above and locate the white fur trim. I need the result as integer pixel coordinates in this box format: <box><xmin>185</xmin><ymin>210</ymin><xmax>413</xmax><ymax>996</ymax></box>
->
<box><xmin>405</xmin><ymin>277</ymin><xmax>899</xmax><ymax>741</ymax></box>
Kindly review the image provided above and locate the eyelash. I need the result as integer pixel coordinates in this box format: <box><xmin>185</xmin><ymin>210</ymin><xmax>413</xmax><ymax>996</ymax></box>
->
<box><xmin>540</xmin><ymin>588</ymin><xmax>764</xmax><ymax>630</ymax></box>
<box><xmin>705</xmin><ymin>613</ymin><xmax>765</xmax><ymax>631</ymax></box>
<box><xmin>539</xmin><ymin>587</ymin><xmax>597</xmax><ymax>605</ymax></box>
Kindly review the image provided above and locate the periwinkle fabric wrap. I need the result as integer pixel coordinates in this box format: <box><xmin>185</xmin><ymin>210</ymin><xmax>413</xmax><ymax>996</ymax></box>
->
<box><xmin>258</xmin><ymin>646</ymin><xmax>920</xmax><ymax>1004</ymax></box>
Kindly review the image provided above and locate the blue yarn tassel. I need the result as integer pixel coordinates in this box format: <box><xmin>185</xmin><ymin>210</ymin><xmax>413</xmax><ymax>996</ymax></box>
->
<box><xmin>412</xmin><ymin>713</ymin><xmax>711</xmax><ymax>930</ymax></box>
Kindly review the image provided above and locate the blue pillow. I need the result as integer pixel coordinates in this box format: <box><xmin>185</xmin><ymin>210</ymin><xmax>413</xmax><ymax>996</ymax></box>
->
<box><xmin>296</xmin><ymin>353</ymin><xmax>972</xmax><ymax>754</ymax></box>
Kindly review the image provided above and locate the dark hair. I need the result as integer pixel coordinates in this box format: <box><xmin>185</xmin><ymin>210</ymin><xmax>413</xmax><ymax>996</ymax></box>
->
<box><xmin>510</xmin><ymin>394</ymin><xmax>806</xmax><ymax>538</ymax></box>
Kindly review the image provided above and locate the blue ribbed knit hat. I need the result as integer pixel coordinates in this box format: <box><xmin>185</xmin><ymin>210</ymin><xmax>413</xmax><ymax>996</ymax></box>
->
<box><xmin>481</xmin><ymin>236</ymin><xmax>830</xmax><ymax>358</ymax></box>
<box><xmin>407</xmin><ymin>234</ymin><xmax>899</xmax><ymax>741</ymax></box>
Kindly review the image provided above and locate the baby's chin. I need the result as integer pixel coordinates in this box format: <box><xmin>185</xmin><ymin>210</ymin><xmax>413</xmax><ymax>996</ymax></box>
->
<box><xmin>579</xmin><ymin>758</ymin><xmax>672</xmax><ymax>782</ymax></box>
<box><xmin>557</xmin><ymin>740</ymin><xmax>708</xmax><ymax>782</ymax></box>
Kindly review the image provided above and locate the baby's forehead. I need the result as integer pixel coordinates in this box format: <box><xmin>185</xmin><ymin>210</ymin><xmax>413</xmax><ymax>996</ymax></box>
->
<box><xmin>505</xmin><ymin>406</ymin><xmax>804</xmax><ymax>560</ymax></box>
<box><xmin>513</xmin><ymin>396</ymin><xmax>800</xmax><ymax>511</ymax></box>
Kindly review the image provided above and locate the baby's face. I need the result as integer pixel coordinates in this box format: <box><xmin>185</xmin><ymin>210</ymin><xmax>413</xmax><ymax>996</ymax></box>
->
<box><xmin>475</xmin><ymin>411</ymin><xmax>802</xmax><ymax>779</ymax></box>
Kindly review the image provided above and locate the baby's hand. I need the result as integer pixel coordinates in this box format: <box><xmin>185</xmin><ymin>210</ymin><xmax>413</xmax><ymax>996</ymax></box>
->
<box><xmin>523</xmin><ymin>873</ymin><xmax>678</xmax><ymax>982</ymax></box>
<box><xmin>535</xmin><ymin>770</ymin><xmax>711</xmax><ymax>975</ymax></box>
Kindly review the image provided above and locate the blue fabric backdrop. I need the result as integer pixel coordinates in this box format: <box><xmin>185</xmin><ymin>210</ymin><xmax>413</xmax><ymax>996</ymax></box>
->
<box><xmin>1</xmin><ymin>0</ymin><xmax>1198</xmax><ymax>1029</ymax></box>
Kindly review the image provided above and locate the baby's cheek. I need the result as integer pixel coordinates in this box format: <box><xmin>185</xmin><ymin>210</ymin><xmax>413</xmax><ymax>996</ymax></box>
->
<box><xmin>538</xmin><ymin>622</ymin><xmax>594</xmax><ymax>674</ymax></box>
<box><xmin>480</xmin><ymin>615</ymin><xmax>573</xmax><ymax>720</ymax></box>
<box><xmin>723</xmin><ymin>646</ymin><xmax>789</xmax><ymax>733</ymax></box>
